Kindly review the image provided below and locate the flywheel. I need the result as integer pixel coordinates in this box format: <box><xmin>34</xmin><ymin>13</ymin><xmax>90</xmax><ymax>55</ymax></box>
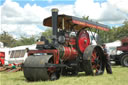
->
<box><xmin>76</xmin><ymin>28</ymin><xmax>90</xmax><ymax>54</ymax></box>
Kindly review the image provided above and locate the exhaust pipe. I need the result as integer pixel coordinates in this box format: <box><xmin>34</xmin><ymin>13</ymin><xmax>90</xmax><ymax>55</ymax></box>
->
<box><xmin>51</xmin><ymin>8</ymin><xmax>59</xmax><ymax>47</ymax></box>
<box><xmin>51</xmin><ymin>8</ymin><xmax>58</xmax><ymax>37</ymax></box>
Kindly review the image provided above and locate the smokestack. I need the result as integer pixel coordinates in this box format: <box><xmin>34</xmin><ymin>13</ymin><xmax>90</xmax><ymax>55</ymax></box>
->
<box><xmin>51</xmin><ymin>8</ymin><xmax>58</xmax><ymax>37</ymax></box>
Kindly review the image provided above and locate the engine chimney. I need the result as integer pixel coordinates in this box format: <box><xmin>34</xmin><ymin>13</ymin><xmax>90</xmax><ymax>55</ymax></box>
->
<box><xmin>51</xmin><ymin>8</ymin><xmax>58</xmax><ymax>37</ymax></box>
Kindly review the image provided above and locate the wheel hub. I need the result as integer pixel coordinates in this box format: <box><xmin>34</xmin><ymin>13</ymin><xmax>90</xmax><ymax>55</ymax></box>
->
<box><xmin>124</xmin><ymin>56</ymin><xmax>128</xmax><ymax>66</ymax></box>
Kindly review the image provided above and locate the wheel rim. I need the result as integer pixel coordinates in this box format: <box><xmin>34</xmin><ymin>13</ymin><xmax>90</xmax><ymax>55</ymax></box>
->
<box><xmin>91</xmin><ymin>47</ymin><xmax>104</xmax><ymax>75</ymax></box>
<box><xmin>123</xmin><ymin>56</ymin><xmax>128</xmax><ymax>66</ymax></box>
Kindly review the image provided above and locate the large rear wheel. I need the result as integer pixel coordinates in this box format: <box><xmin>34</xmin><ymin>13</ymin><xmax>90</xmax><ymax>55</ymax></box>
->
<box><xmin>83</xmin><ymin>45</ymin><xmax>105</xmax><ymax>75</ymax></box>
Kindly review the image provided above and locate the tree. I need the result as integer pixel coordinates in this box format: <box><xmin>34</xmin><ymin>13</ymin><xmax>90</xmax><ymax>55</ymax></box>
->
<box><xmin>13</xmin><ymin>36</ymin><xmax>37</xmax><ymax>47</ymax></box>
<box><xmin>0</xmin><ymin>31</ymin><xmax>16</xmax><ymax>47</ymax></box>
<box><xmin>82</xmin><ymin>16</ymin><xmax>89</xmax><ymax>20</ymax></box>
<box><xmin>41</xmin><ymin>28</ymin><xmax>52</xmax><ymax>42</ymax></box>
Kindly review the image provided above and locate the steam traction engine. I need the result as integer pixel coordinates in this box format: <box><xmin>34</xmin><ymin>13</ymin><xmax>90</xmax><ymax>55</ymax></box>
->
<box><xmin>111</xmin><ymin>37</ymin><xmax>128</xmax><ymax>67</ymax></box>
<box><xmin>23</xmin><ymin>9</ymin><xmax>110</xmax><ymax>81</ymax></box>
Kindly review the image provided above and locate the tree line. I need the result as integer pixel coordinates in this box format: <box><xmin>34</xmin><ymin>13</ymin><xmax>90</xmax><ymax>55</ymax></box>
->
<box><xmin>0</xmin><ymin>21</ymin><xmax>128</xmax><ymax>47</ymax></box>
<box><xmin>0</xmin><ymin>31</ymin><xmax>37</xmax><ymax>47</ymax></box>
<box><xmin>99</xmin><ymin>20</ymin><xmax>128</xmax><ymax>43</ymax></box>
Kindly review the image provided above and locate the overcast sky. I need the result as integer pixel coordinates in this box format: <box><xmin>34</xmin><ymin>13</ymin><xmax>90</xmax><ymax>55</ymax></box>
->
<box><xmin>0</xmin><ymin>0</ymin><xmax>128</xmax><ymax>38</ymax></box>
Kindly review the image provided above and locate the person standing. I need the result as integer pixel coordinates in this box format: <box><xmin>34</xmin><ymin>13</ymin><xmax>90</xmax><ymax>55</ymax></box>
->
<box><xmin>102</xmin><ymin>44</ymin><xmax>112</xmax><ymax>74</ymax></box>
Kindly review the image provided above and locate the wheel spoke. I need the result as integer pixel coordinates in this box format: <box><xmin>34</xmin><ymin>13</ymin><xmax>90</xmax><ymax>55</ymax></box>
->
<box><xmin>83</xmin><ymin>45</ymin><xmax>105</xmax><ymax>76</ymax></box>
<box><xmin>91</xmin><ymin>48</ymin><xmax>102</xmax><ymax>74</ymax></box>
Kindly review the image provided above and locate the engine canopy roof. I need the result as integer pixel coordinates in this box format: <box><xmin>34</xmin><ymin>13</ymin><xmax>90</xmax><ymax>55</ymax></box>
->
<box><xmin>43</xmin><ymin>14</ymin><xmax>110</xmax><ymax>31</ymax></box>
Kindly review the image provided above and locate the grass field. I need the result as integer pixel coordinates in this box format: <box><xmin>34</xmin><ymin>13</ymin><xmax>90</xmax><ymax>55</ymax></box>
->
<box><xmin>0</xmin><ymin>66</ymin><xmax>128</xmax><ymax>85</ymax></box>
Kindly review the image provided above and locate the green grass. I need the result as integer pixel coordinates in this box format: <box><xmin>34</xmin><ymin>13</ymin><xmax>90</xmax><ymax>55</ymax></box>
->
<box><xmin>0</xmin><ymin>66</ymin><xmax>128</xmax><ymax>85</ymax></box>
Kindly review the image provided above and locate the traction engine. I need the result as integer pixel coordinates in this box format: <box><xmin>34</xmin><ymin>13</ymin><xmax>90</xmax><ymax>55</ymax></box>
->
<box><xmin>23</xmin><ymin>8</ymin><xmax>110</xmax><ymax>81</ymax></box>
<box><xmin>111</xmin><ymin>37</ymin><xmax>128</xmax><ymax>67</ymax></box>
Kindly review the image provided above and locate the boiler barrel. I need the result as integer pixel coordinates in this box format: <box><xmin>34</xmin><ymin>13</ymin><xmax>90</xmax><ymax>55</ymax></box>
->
<box><xmin>58</xmin><ymin>46</ymin><xmax>78</xmax><ymax>61</ymax></box>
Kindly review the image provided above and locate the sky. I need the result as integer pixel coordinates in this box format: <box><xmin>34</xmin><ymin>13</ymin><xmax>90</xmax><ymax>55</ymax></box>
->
<box><xmin>0</xmin><ymin>0</ymin><xmax>128</xmax><ymax>38</ymax></box>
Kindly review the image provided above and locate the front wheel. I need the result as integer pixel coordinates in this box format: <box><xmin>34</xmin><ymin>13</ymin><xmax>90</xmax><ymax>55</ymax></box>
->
<box><xmin>121</xmin><ymin>54</ymin><xmax>128</xmax><ymax>67</ymax></box>
<box><xmin>23</xmin><ymin>55</ymin><xmax>61</xmax><ymax>81</ymax></box>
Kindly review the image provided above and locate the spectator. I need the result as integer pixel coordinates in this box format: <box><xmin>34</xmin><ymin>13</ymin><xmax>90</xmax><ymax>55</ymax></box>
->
<box><xmin>102</xmin><ymin>44</ymin><xmax>112</xmax><ymax>74</ymax></box>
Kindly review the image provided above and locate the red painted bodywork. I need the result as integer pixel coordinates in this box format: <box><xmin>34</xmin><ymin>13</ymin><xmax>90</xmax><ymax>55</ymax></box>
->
<box><xmin>69</xmin><ymin>37</ymin><xmax>76</xmax><ymax>46</ymax></box>
<box><xmin>117</xmin><ymin>46</ymin><xmax>128</xmax><ymax>51</ymax></box>
<box><xmin>28</xmin><ymin>47</ymin><xmax>78</xmax><ymax>64</ymax></box>
<box><xmin>62</xmin><ymin>47</ymin><xmax>78</xmax><ymax>61</ymax></box>
<box><xmin>0</xmin><ymin>52</ymin><xmax>5</xmax><ymax>65</ymax></box>
<box><xmin>28</xmin><ymin>50</ymin><xmax>59</xmax><ymax>64</ymax></box>
<box><xmin>121</xmin><ymin>37</ymin><xmax>128</xmax><ymax>43</ymax></box>
<box><xmin>117</xmin><ymin>37</ymin><xmax>128</xmax><ymax>52</ymax></box>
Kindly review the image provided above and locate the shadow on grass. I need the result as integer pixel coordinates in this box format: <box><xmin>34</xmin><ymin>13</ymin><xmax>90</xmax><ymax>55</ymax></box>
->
<box><xmin>111</xmin><ymin>65</ymin><xmax>122</xmax><ymax>68</ymax></box>
<box><xmin>62</xmin><ymin>72</ymin><xmax>91</xmax><ymax>78</ymax></box>
<box><xmin>8</xmin><ymin>76</ymin><xmax>40</xmax><ymax>83</ymax></box>
<box><xmin>9</xmin><ymin>76</ymin><xmax>26</xmax><ymax>81</ymax></box>
<box><xmin>16</xmin><ymin>74</ymin><xmax>88</xmax><ymax>83</ymax></box>
<box><xmin>8</xmin><ymin>72</ymin><xmax>100</xmax><ymax>83</ymax></box>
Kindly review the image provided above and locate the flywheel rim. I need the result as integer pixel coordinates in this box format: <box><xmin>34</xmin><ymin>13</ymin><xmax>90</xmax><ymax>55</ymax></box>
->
<box><xmin>76</xmin><ymin>28</ymin><xmax>90</xmax><ymax>54</ymax></box>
